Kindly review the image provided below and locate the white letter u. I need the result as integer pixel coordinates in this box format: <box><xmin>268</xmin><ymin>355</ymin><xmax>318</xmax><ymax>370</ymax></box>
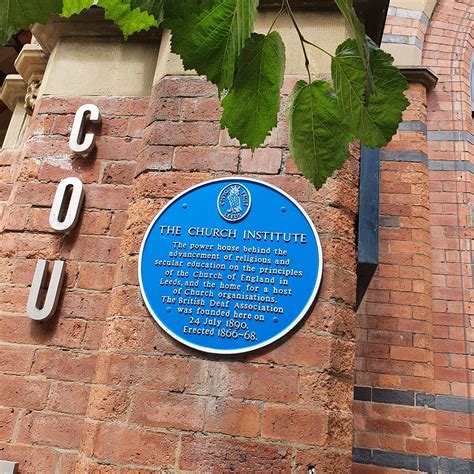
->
<box><xmin>27</xmin><ymin>260</ymin><xmax>66</xmax><ymax>321</ymax></box>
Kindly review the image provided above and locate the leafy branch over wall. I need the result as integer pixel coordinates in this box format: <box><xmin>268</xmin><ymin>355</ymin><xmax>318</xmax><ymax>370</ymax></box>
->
<box><xmin>0</xmin><ymin>0</ymin><xmax>409</xmax><ymax>189</ymax></box>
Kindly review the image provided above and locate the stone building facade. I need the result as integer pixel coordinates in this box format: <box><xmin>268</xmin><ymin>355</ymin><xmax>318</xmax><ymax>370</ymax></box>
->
<box><xmin>0</xmin><ymin>1</ymin><xmax>471</xmax><ymax>473</ymax></box>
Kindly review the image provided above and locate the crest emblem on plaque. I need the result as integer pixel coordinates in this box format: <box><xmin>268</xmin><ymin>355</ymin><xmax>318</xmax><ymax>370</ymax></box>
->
<box><xmin>217</xmin><ymin>183</ymin><xmax>251</xmax><ymax>222</ymax></box>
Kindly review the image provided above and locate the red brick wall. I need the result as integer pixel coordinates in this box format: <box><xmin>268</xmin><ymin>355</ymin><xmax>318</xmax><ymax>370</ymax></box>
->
<box><xmin>423</xmin><ymin>0</ymin><xmax>473</xmax><ymax>462</ymax></box>
<box><xmin>0</xmin><ymin>71</ymin><xmax>360</xmax><ymax>471</ymax></box>
<box><xmin>354</xmin><ymin>83</ymin><xmax>438</xmax><ymax>466</ymax></box>
<box><xmin>0</xmin><ymin>95</ymin><xmax>147</xmax><ymax>471</ymax></box>
<box><xmin>76</xmin><ymin>75</ymin><xmax>360</xmax><ymax>472</ymax></box>
<box><xmin>353</xmin><ymin>0</ymin><xmax>473</xmax><ymax>471</ymax></box>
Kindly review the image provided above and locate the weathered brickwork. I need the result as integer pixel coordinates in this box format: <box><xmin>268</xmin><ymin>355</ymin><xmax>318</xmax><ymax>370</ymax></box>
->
<box><xmin>0</xmin><ymin>70</ymin><xmax>359</xmax><ymax>470</ymax></box>
<box><xmin>76</xmin><ymin>75</ymin><xmax>360</xmax><ymax>472</ymax></box>
<box><xmin>354</xmin><ymin>0</ymin><xmax>473</xmax><ymax>472</ymax></box>
<box><xmin>0</xmin><ymin>95</ymin><xmax>147</xmax><ymax>471</ymax></box>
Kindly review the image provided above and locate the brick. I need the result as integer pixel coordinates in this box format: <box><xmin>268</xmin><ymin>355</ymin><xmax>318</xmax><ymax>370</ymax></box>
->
<box><xmin>3</xmin><ymin>206</ymin><xmax>29</xmax><ymax>231</ymax></box>
<box><xmin>130</xmin><ymin>391</ymin><xmax>206</xmax><ymax>431</ymax></box>
<box><xmin>0</xmin><ymin>315</ymin><xmax>86</xmax><ymax>349</ymax></box>
<box><xmin>307</xmin><ymin>301</ymin><xmax>356</xmax><ymax>339</ymax></box>
<box><xmin>94</xmin><ymin>353</ymin><xmax>187</xmax><ymax>391</ymax></box>
<box><xmin>83</xmin><ymin>184</ymin><xmax>131</xmax><ymax>210</ymax></box>
<box><xmin>327</xmin><ymin>410</ymin><xmax>353</xmax><ymax>449</ymax></box>
<box><xmin>86</xmin><ymin>386</ymin><xmax>129</xmax><ymax>421</ymax></box>
<box><xmin>23</xmin><ymin>136</ymin><xmax>71</xmax><ymax>160</ymax></box>
<box><xmin>372</xmin><ymin>388</ymin><xmax>414</xmax><ymax>406</ymax></box>
<box><xmin>299</xmin><ymin>373</ymin><xmax>353</xmax><ymax>411</ymax></box>
<box><xmin>453</xmin><ymin>442</ymin><xmax>473</xmax><ymax>460</ymax></box>
<box><xmin>264</xmin><ymin>122</ymin><xmax>289</xmax><ymax>147</ymax></box>
<box><xmin>181</xmin><ymin>97</ymin><xmax>222</xmax><ymax>121</ymax></box>
<box><xmin>319</xmin><ymin>266</ymin><xmax>356</xmax><ymax>306</ymax></box>
<box><xmin>157</xmin><ymin>76</ymin><xmax>217</xmax><ymax>98</ymax></box>
<box><xmin>0</xmin><ymin>346</ymin><xmax>34</xmax><ymax>375</ymax></box>
<box><xmin>136</xmin><ymin>145</ymin><xmax>173</xmax><ymax>175</ymax></box>
<box><xmin>132</xmin><ymin>171</ymin><xmax>212</xmax><ymax>200</ymax></box>
<box><xmin>28</xmin><ymin>207</ymin><xmax>110</xmax><ymax>235</ymax></box>
<box><xmin>0</xmin><ymin>443</ymin><xmax>59</xmax><ymax>473</ymax></box>
<box><xmin>62</xmin><ymin>235</ymin><xmax>120</xmax><ymax>263</ymax></box>
<box><xmin>186</xmin><ymin>360</ymin><xmax>300</xmax><ymax>402</ymax></box>
<box><xmin>0</xmin><ymin>182</ymin><xmax>12</xmax><ymax>200</ymax></box>
<box><xmin>204</xmin><ymin>398</ymin><xmax>260</xmax><ymax>437</ymax></box>
<box><xmin>366</xmin><ymin>419</ymin><xmax>412</xmax><ymax>436</ymax></box>
<box><xmin>240</xmin><ymin>148</ymin><xmax>282</xmax><ymax>174</ymax></box>
<box><xmin>79</xmin><ymin>209</ymin><xmax>113</xmax><ymax>235</ymax></box>
<box><xmin>47</xmin><ymin>382</ymin><xmax>90</xmax><ymax>415</ymax></box>
<box><xmin>109</xmin><ymin>210</ymin><xmax>129</xmax><ymax>237</ymax></box>
<box><xmin>146</xmin><ymin>96</ymin><xmax>181</xmax><ymax>123</ymax></box>
<box><xmin>173</xmin><ymin>146</ymin><xmax>238</xmax><ymax>172</ymax></box>
<box><xmin>99</xmin><ymin>116</ymin><xmax>130</xmax><ymax>137</ymax></box>
<box><xmin>179</xmin><ymin>434</ymin><xmax>291</xmax><ymax>471</ymax></box>
<box><xmin>262</xmin><ymin>404</ymin><xmax>328</xmax><ymax>445</ymax></box>
<box><xmin>108</xmin><ymin>286</ymin><xmax>148</xmax><ymax>318</ymax></box>
<box><xmin>18</xmin><ymin>411</ymin><xmax>84</xmax><ymax>449</ymax></box>
<box><xmin>84</xmin><ymin>423</ymin><xmax>177</xmax><ymax>467</ymax></box>
<box><xmin>0</xmin><ymin>408</ymin><xmax>16</xmax><ymax>441</ymax></box>
<box><xmin>251</xmin><ymin>332</ymin><xmax>332</xmax><ymax>368</ymax></box>
<box><xmin>257</xmin><ymin>175</ymin><xmax>318</xmax><ymax>203</ymax></box>
<box><xmin>218</xmin><ymin>128</ymin><xmax>240</xmax><ymax>147</ymax></box>
<box><xmin>0</xmin><ymin>375</ymin><xmax>49</xmax><ymax>409</ymax></box>
<box><xmin>103</xmin><ymin>318</ymin><xmax>144</xmax><ymax>350</ymax></box>
<box><xmin>0</xmin><ymin>148</ymin><xmax>20</xmax><ymax>166</ymax></box>
<box><xmin>31</xmin><ymin>349</ymin><xmax>97</xmax><ymax>383</ymax></box>
<box><xmin>437</xmin><ymin>426</ymin><xmax>472</xmax><ymax>443</ymax></box>
<box><xmin>142</xmin><ymin>318</ymin><xmax>190</xmax><ymax>356</ymax></box>
<box><xmin>319</xmin><ymin>236</ymin><xmax>356</xmax><ymax>272</ymax></box>
<box><xmin>58</xmin><ymin>453</ymin><xmax>79</xmax><ymax>473</ymax></box>
<box><xmin>294</xmin><ymin>447</ymin><xmax>352</xmax><ymax>473</ymax></box>
<box><xmin>60</xmin><ymin>290</ymin><xmax>110</xmax><ymax>321</ymax></box>
<box><xmin>95</xmin><ymin>136</ymin><xmax>142</xmax><ymax>161</ymax></box>
<box><xmin>372</xmin><ymin>450</ymin><xmax>418</xmax><ymax>471</ymax></box>
<box><xmin>149</xmin><ymin>121</ymin><xmax>219</xmax><ymax>146</ymax></box>
<box><xmin>38</xmin><ymin>157</ymin><xmax>101</xmax><ymax>183</ymax></box>
<box><xmin>390</xmin><ymin>346</ymin><xmax>432</xmax><ymax>363</ymax></box>
<box><xmin>74</xmin><ymin>458</ymin><xmax>115</xmax><ymax>472</ymax></box>
<box><xmin>77</xmin><ymin>263</ymin><xmax>115</xmax><ymax>291</ymax></box>
<box><xmin>368</xmin><ymin>330</ymin><xmax>412</xmax><ymax>346</ymax></box>
<box><xmin>0</xmin><ymin>233</ymin><xmax>61</xmax><ymax>260</ymax></box>
<box><xmin>405</xmin><ymin>438</ymin><xmax>436</xmax><ymax>455</ymax></box>
<box><xmin>378</xmin><ymin>433</ymin><xmax>405</xmax><ymax>452</ymax></box>
<box><xmin>81</xmin><ymin>321</ymin><xmax>105</xmax><ymax>350</ymax></box>
<box><xmin>10</xmin><ymin>181</ymin><xmax>57</xmax><ymax>207</ymax></box>
<box><xmin>102</xmin><ymin>161</ymin><xmax>136</xmax><ymax>185</ymax></box>
<box><xmin>0</xmin><ymin>286</ymin><xmax>27</xmax><ymax>314</ymax></box>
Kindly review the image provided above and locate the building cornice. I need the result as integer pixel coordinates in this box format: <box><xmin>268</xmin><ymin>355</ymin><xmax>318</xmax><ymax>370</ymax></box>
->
<box><xmin>0</xmin><ymin>74</ymin><xmax>26</xmax><ymax>111</ymax></box>
<box><xmin>399</xmin><ymin>66</ymin><xmax>438</xmax><ymax>91</ymax></box>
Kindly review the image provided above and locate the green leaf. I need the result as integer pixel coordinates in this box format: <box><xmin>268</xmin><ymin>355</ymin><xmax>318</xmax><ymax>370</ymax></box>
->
<box><xmin>0</xmin><ymin>0</ymin><xmax>63</xmax><ymax>45</ymax></box>
<box><xmin>287</xmin><ymin>80</ymin><xmax>354</xmax><ymax>189</ymax></box>
<box><xmin>163</xmin><ymin>0</ymin><xmax>211</xmax><ymax>20</ymax></box>
<box><xmin>334</xmin><ymin>0</ymin><xmax>374</xmax><ymax>98</ymax></box>
<box><xmin>221</xmin><ymin>32</ymin><xmax>285</xmax><ymax>151</ymax></box>
<box><xmin>332</xmin><ymin>38</ymin><xmax>409</xmax><ymax>148</ymax></box>
<box><xmin>62</xmin><ymin>0</ymin><xmax>95</xmax><ymax>17</ymax></box>
<box><xmin>130</xmin><ymin>0</ymin><xmax>164</xmax><ymax>25</ymax></box>
<box><xmin>97</xmin><ymin>0</ymin><xmax>158</xmax><ymax>39</ymax></box>
<box><xmin>168</xmin><ymin>0</ymin><xmax>259</xmax><ymax>91</ymax></box>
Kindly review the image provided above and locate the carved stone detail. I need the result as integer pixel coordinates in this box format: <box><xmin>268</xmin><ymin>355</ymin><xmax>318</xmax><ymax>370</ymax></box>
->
<box><xmin>14</xmin><ymin>44</ymin><xmax>48</xmax><ymax>114</ymax></box>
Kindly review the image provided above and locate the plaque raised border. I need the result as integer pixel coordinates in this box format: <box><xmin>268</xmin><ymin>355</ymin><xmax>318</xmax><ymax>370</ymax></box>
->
<box><xmin>138</xmin><ymin>177</ymin><xmax>323</xmax><ymax>355</ymax></box>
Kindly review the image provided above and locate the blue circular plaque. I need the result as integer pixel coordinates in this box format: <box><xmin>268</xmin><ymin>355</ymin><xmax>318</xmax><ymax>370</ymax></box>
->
<box><xmin>139</xmin><ymin>178</ymin><xmax>323</xmax><ymax>354</ymax></box>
